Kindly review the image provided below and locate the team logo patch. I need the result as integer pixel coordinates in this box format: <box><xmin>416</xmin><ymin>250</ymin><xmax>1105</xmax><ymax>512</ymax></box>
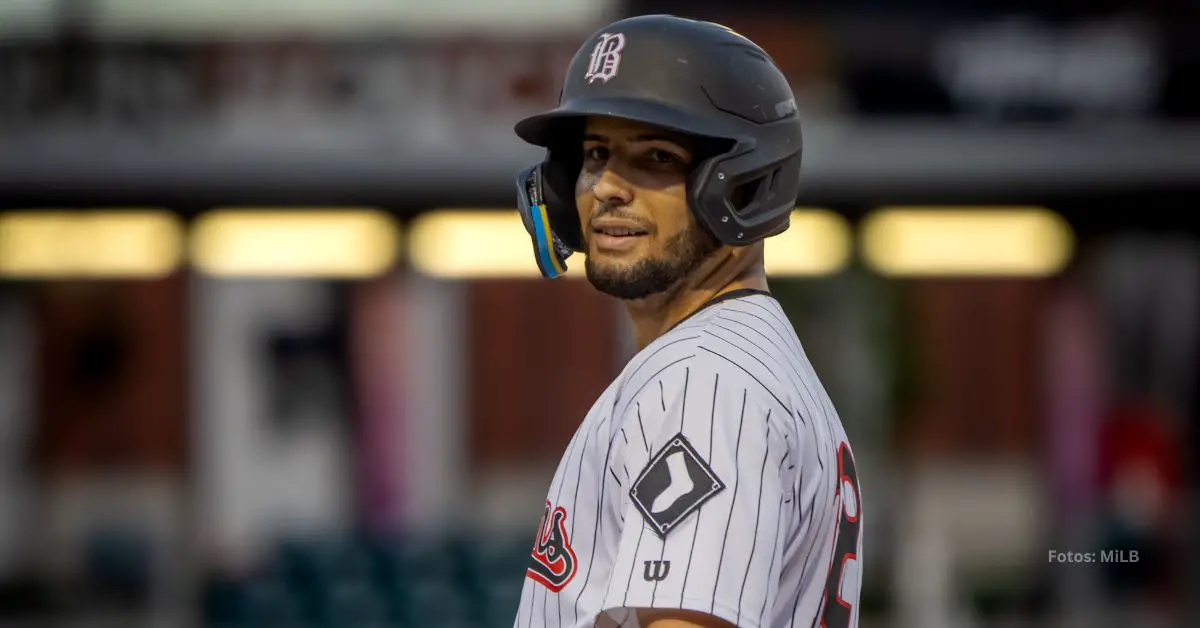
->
<box><xmin>585</xmin><ymin>32</ymin><xmax>625</xmax><ymax>84</ymax></box>
<box><xmin>630</xmin><ymin>433</ymin><xmax>724</xmax><ymax>538</ymax></box>
<box><xmin>526</xmin><ymin>501</ymin><xmax>578</xmax><ymax>592</ymax></box>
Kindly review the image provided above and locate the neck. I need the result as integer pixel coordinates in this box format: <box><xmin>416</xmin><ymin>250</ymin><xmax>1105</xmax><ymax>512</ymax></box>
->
<box><xmin>623</xmin><ymin>249</ymin><xmax>769</xmax><ymax>351</ymax></box>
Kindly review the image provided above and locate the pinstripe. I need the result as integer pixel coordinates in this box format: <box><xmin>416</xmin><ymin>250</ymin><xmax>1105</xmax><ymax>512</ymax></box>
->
<box><xmin>649</xmin><ymin>366</ymin><xmax>690</xmax><ymax>602</ymax></box>
<box><xmin>710</xmin><ymin>388</ymin><xmax>748</xmax><ymax>614</ymax></box>
<box><xmin>679</xmin><ymin>371</ymin><xmax>719</xmax><ymax>606</ymax></box>
<box><xmin>572</xmin><ymin>412</ymin><xmax>616</xmax><ymax>624</ymax></box>
<box><xmin>617</xmin><ymin>353</ymin><xmax>697</xmax><ymax>429</ymax></box>
<box><xmin>736</xmin><ymin>419</ymin><xmax>771</xmax><ymax>625</ymax></box>
<box><xmin>761</xmin><ymin>493</ymin><xmax>788</xmax><ymax>621</ymax></box>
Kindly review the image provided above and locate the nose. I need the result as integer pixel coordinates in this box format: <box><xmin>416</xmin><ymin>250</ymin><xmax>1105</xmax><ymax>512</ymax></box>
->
<box><xmin>590</xmin><ymin>166</ymin><xmax>634</xmax><ymax>209</ymax></box>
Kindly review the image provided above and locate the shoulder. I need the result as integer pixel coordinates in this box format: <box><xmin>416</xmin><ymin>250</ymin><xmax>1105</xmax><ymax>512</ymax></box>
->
<box><xmin>614</xmin><ymin>317</ymin><xmax>794</xmax><ymax>428</ymax></box>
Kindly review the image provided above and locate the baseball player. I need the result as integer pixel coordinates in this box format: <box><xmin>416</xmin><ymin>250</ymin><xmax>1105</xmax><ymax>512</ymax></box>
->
<box><xmin>510</xmin><ymin>14</ymin><xmax>862</xmax><ymax>628</ymax></box>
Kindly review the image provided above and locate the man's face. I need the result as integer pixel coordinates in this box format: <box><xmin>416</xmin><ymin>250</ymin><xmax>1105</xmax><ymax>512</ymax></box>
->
<box><xmin>576</xmin><ymin>116</ymin><xmax>722</xmax><ymax>300</ymax></box>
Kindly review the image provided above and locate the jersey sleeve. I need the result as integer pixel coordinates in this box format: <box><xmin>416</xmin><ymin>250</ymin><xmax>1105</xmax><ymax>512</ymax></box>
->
<box><xmin>599</xmin><ymin>357</ymin><xmax>796</xmax><ymax>628</ymax></box>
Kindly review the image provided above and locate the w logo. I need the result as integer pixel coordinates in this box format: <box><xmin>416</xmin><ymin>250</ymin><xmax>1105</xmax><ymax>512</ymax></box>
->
<box><xmin>642</xmin><ymin>560</ymin><xmax>670</xmax><ymax>582</ymax></box>
<box><xmin>585</xmin><ymin>32</ymin><xmax>626</xmax><ymax>84</ymax></box>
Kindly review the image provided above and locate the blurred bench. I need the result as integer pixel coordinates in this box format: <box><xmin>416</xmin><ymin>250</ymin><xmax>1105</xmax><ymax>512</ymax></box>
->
<box><xmin>202</xmin><ymin>532</ymin><xmax>530</xmax><ymax>628</ymax></box>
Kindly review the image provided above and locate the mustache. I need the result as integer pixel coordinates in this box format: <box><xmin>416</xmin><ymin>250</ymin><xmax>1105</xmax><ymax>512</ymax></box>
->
<box><xmin>589</xmin><ymin>205</ymin><xmax>649</xmax><ymax>226</ymax></box>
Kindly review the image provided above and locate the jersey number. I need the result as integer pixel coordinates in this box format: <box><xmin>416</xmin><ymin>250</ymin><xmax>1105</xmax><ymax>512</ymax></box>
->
<box><xmin>820</xmin><ymin>442</ymin><xmax>861</xmax><ymax>628</ymax></box>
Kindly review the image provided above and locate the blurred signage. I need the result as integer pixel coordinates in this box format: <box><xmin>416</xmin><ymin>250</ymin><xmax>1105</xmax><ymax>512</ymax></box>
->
<box><xmin>0</xmin><ymin>37</ymin><xmax>580</xmax><ymax>147</ymax></box>
<box><xmin>692</xmin><ymin>11</ymin><xmax>1182</xmax><ymax>122</ymax></box>
<box><xmin>0</xmin><ymin>1</ymin><xmax>57</xmax><ymax>37</ymax></box>
<box><xmin>90</xmin><ymin>0</ymin><xmax>613</xmax><ymax>36</ymax></box>
<box><xmin>932</xmin><ymin>18</ymin><xmax>1165</xmax><ymax>121</ymax></box>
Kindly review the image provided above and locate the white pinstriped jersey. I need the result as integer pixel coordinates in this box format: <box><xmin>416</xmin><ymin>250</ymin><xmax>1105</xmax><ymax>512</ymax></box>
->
<box><xmin>515</xmin><ymin>289</ymin><xmax>863</xmax><ymax>628</ymax></box>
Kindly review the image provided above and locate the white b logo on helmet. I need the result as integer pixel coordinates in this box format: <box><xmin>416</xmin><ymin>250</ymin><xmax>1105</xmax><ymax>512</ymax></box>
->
<box><xmin>584</xmin><ymin>33</ymin><xmax>625</xmax><ymax>84</ymax></box>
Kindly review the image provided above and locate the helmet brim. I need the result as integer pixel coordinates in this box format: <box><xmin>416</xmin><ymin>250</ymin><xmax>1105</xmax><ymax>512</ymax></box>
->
<box><xmin>514</xmin><ymin>96</ymin><xmax>742</xmax><ymax>148</ymax></box>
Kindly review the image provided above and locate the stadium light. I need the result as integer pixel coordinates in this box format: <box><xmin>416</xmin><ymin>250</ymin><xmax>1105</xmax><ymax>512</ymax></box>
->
<box><xmin>191</xmin><ymin>209</ymin><xmax>399</xmax><ymax>278</ymax></box>
<box><xmin>0</xmin><ymin>210</ymin><xmax>184</xmax><ymax>278</ymax></box>
<box><xmin>860</xmin><ymin>207</ymin><xmax>1074</xmax><ymax>277</ymax></box>
<box><xmin>409</xmin><ymin>210</ymin><xmax>587</xmax><ymax>279</ymax></box>
<box><xmin>764</xmin><ymin>210</ymin><xmax>851</xmax><ymax>276</ymax></box>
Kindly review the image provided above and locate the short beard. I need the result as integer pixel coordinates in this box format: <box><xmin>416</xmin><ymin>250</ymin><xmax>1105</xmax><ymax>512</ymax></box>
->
<box><xmin>585</xmin><ymin>223</ymin><xmax>723</xmax><ymax>301</ymax></box>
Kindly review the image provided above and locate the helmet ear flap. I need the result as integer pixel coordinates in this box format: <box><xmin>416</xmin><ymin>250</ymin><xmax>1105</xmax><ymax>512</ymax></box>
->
<box><xmin>690</xmin><ymin>146</ymin><xmax>801</xmax><ymax>245</ymax></box>
<box><xmin>540</xmin><ymin>152</ymin><xmax>586</xmax><ymax>252</ymax></box>
<box><xmin>513</xmin><ymin>148</ymin><xmax>586</xmax><ymax>279</ymax></box>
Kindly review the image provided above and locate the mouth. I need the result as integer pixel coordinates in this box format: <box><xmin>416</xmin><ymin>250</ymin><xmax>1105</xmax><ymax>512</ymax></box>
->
<box><xmin>593</xmin><ymin>226</ymin><xmax>648</xmax><ymax>237</ymax></box>
<box><xmin>591</xmin><ymin>218</ymin><xmax>650</xmax><ymax>237</ymax></box>
<box><xmin>591</xmin><ymin>222</ymin><xmax>649</xmax><ymax>252</ymax></box>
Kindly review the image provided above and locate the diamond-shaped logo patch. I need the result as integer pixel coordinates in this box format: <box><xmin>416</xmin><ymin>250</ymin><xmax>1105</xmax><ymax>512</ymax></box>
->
<box><xmin>629</xmin><ymin>433</ymin><xmax>725</xmax><ymax>539</ymax></box>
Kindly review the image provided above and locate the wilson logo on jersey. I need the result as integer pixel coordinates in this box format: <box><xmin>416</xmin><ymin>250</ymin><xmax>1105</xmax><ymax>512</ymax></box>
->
<box><xmin>526</xmin><ymin>501</ymin><xmax>578</xmax><ymax>592</ymax></box>
<box><xmin>630</xmin><ymin>433</ymin><xmax>725</xmax><ymax>538</ymax></box>
<box><xmin>642</xmin><ymin>560</ymin><xmax>671</xmax><ymax>582</ymax></box>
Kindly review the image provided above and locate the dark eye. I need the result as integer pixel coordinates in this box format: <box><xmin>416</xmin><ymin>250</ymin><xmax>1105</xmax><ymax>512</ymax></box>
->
<box><xmin>584</xmin><ymin>146</ymin><xmax>609</xmax><ymax>162</ymax></box>
<box><xmin>648</xmin><ymin>149</ymin><xmax>683</xmax><ymax>164</ymax></box>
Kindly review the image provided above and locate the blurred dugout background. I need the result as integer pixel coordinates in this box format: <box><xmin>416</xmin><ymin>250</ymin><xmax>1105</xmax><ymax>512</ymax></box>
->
<box><xmin>0</xmin><ymin>1</ymin><xmax>1197</xmax><ymax>627</ymax></box>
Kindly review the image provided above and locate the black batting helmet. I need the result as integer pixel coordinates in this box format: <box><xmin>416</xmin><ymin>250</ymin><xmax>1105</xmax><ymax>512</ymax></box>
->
<box><xmin>513</xmin><ymin>14</ymin><xmax>803</xmax><ymax>278</ymax></box>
